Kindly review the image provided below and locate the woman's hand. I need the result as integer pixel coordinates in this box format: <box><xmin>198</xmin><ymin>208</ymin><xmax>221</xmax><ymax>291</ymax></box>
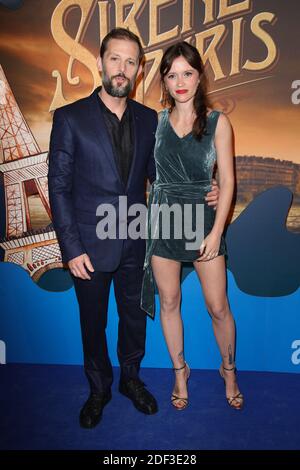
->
<box><xmin>197</xmin><ymin>232</ymin><xmax>221</xmax><ymax>262</ymax></box>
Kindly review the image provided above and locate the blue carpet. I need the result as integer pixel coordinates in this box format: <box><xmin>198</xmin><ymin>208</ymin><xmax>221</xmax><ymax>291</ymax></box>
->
<box><xmin>0</xmin><ymin>364</ymin><xmax>299</xmax><ymax>450</ymax></box>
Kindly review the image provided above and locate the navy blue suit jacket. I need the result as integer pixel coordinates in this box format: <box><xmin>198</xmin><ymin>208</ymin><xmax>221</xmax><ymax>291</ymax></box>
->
<box><xmin>48</xmin><ymin>88</ymin><xmax>157</xmax><ymax>271</ymax></box>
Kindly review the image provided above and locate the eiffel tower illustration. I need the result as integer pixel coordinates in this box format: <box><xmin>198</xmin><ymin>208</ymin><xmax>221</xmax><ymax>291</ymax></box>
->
<box><xmin>0</xmin><ymin>64</ymin><xmax>63</xmax><ymax>280</ymax></box>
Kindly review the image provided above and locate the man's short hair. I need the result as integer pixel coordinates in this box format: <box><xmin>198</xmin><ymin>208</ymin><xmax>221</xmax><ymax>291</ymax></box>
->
<box><xmin>100</xmin><ymin>27</ymin><xmax>144</xmax><ymax>64</ymax></box>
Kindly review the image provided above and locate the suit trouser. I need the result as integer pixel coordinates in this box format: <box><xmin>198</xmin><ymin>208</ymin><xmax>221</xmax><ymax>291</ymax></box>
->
<box><xmin>72</xmin><ymin>238</ymin><xmax>147</xmax><ymax>394</ymax></box>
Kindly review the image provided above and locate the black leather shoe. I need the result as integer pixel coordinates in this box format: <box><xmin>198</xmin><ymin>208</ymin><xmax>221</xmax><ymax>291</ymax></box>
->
<box><xmin>79</xmin><ymin>391</ymin><xmax>112</xmax><ymax>429</ymax></box>
<box><xmin>119</xmin><ymin>378</ymin><xmax>158</xmax><ymax>415</ymax></box>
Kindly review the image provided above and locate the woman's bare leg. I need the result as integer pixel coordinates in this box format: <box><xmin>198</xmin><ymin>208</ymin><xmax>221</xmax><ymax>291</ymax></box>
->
<box><xmin>193</xmin><ymin>255</ymin><xmax>242</xmax><ymax>404</ymax></box>
<box><xmin>151</xmin><ymin>255</ymin><xmax>189</xmax><ymax>408</ymax></box>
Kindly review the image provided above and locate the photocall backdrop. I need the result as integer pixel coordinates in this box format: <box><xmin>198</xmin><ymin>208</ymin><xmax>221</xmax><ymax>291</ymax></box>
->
<box><xmin>0</xmin><ymin>0</ymin><xmax>299</xmax><ymax>372</ymax></box>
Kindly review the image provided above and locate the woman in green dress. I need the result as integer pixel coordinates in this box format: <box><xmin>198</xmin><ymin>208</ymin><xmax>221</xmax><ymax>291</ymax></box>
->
<box><xmin>141</xmin><ymin>42</ymin><xmax>243</xmax><ymax>410</ymax></box>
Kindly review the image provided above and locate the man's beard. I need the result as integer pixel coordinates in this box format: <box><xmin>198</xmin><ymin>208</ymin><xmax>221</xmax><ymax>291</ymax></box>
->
<box><xmin>102</xmin><ymin>69</ymin><xmax>134</xmax><ymax>98</ymax></box>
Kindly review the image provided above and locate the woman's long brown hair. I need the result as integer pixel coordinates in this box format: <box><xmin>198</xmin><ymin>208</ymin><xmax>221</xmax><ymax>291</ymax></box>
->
<box><xmin>160</xmin><ymin>41</ymin><xmax>210</xmax><ymax>140</ymax></box>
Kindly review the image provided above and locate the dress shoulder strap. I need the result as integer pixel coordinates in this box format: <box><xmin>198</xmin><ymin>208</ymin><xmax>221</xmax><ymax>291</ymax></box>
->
<box><xmin>207</xmin><ymin>110</ymin><xmax>222</xmax><ymax>136</ymax></box>
<box><xmin>158</xmin><ymin>108</ymin><xmax>169</xmax><ymax>122</ymax></box>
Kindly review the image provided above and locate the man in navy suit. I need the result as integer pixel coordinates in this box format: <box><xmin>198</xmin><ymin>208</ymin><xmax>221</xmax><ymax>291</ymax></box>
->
<box><xmin>48</xmin><ymin>28</ymin><xmax>219</xmax><ymax>428</ymax></box>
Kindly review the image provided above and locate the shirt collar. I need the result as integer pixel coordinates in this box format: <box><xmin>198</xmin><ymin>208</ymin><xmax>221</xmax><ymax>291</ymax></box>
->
<box><xmin>97</xmin><ymin>87</ymin><xmax>129</xmax><ymax>120</ymax></box>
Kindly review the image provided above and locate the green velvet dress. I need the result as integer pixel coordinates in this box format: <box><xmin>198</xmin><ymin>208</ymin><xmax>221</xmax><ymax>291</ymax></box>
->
<box><xmin>141</xmin><ymin>109</ymin><xmax>226</xmax><ymax>318</ymax></box>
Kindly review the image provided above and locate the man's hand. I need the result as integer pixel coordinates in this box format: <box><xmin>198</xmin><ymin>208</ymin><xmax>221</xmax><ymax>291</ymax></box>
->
<box><xmin>205</xmin><ymin>178</ymin><xmax>219</xmax><ymax>210</ymax></box>
<box><xmin>68</xmin><ymin>254</ymin><xmax>94</xmax><ymax>280</ymax></box>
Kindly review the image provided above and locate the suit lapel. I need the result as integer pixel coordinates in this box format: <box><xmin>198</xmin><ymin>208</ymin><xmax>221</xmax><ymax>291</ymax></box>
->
<box><xmin>87</xmin><ymin>89</ymin><xmax>123</xmax><ymax>188</ymax></box>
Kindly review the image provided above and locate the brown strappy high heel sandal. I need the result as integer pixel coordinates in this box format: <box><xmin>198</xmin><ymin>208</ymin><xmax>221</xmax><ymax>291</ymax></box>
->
<box><xmin>171</xmin><ymin>362</ymin><xmax>191</xmax><ymax>410</ymax></box>
<box><xmin>219</xmin><ymin>364</ymin><xmax>244</xmax><ymax>410</ymax></box>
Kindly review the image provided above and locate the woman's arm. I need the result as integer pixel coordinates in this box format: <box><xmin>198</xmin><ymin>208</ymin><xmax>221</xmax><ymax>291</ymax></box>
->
<box><xmin>211</xmin><ymin>112</ymin><xmax>235</xmax><ymax>236</ymax></box>
<box><xmin>198</xmin><ymin>113</ymin><xmax>234</xmax><ymax>260</ymax></box>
